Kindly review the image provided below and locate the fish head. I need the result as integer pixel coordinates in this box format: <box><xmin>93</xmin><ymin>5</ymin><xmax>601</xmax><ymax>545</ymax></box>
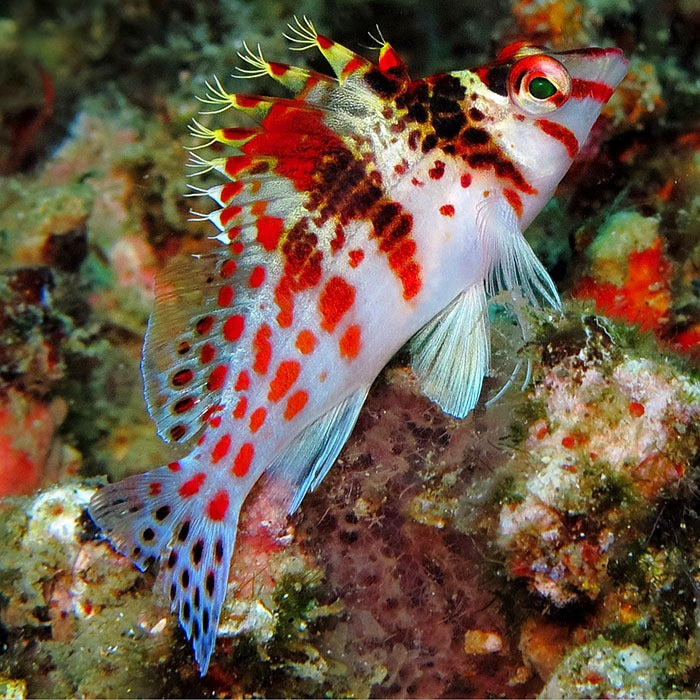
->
<box><xmin>470</xmin><ymin>42</ymin><xmax>628</xmax><ymax>224</ymax></box>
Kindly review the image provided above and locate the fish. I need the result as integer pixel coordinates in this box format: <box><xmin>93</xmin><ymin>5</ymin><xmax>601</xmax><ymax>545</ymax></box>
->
<box><xmin>88</xmin><ymin>18</ymin><xmax>628</xmax><ymax>675</ymax></box>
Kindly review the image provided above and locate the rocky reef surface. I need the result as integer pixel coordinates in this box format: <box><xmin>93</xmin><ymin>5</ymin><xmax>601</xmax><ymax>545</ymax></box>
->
<box><xmin>0</xmin><ymin>0</ymin><xmax>698</xmax><ymax>697</ymax></box>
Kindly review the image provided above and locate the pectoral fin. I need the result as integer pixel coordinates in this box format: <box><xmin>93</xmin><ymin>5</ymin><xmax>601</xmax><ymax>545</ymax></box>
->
<box><xmin>409</xmin><ymin>283</ymin><xmax>490</xmax><ymax>419</ymax></box>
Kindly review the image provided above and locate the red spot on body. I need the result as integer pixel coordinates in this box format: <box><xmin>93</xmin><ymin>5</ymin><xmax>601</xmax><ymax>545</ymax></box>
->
<box><xmin>218</xmin><ymin>285</ymin><xmax>234</xmax><ymax>307</ymax></box>
<box><xmin>319</xmin><ymin>277</ymin><xmax>355</xmax><ymax>332</ymax></box>
<box><xmin>207</xmin><ymin>365</ymin><xmax>227</xmax><ymax>391</ymax></box>
<box><xmin>348</xmin><ymin>249</ymin><xmax>364</xmax><ymax>267</ymax></box>
<box><xmin>243</xmin><ymin>104</ymin><xmax>334</xmax><ymax>193</ymax></box>
<box><xmin>221</xmin><ymin>259</ymin><xmax>237</xmax><ymax>278</ymax></box>
<box><xmin>200</xmin><ymin>343</ymin><xmax>215</xmax><ymax>364</ymax></box>
<box><xmin>168</xmin><ymin>461</ymin><xmax>181</xmax><ymax>472</ymax></box>
<box><xmin>460</xmin><ymin>173</ymin><xmax>472</xmax><ymax>188</ymax></box>
<box><xmin>274</xmin><ymin>277</ymin><xmax>295</xmax><ymax>328</ymax></box>
<box><xmin>339</xmin><ymin>324</ymin><xmax>362</xmax><ymax>360</ymax></box>
<box><xmin>411</xmin><ymin>177</ymin><xmax>424</xmax><ymax>187</ymax></box>
<box><xmin>211</xmin><ymin>435</ymin><xmax>232</xmax><ymax>464</ymax></box>
<box><xmin>256</xmin><ymin>216</ymin><xmax>284</xmax><ymax>251</ymax></box>
<box><xmin>248</xmin><ymin>266</ymin><xmax>265</xmax><ymax>288</ymax></box>
<box><xmin>429</xmin><ymin>160</ymin><xmax>445</xmax><ymax>179</ymax></box>
<box><xmin>535</xmin><ymin>119</ymin><xmax>579</xmax><ymax>158</ymax></box>
<box><xmin>394</xmin><ymin>159</ymin><xmax>408</xmax><ymax>175</ymax></box>
<box><xmin>629</xmin><ymin>401</ymin><xmax>645</xmax><ymax>417</ymax></box>
<box><xmin>179</xmin><ymin>472</ymin><xmax>206</xmax><ymax>498</ymax></box>
<box><xmin>561</xmin><ymin>434</ymin><xmax>586</xmax><ymax>448</ymax></box>
<box><xmin>253</xmin><ymin>324</ymin><xmax>273</xmax><ymax>374</ymax></box>
<box><xmin>284</xmin><ymin>390</ymin><xmax>308</xmax><ymax>421</ymax></box>
<box><xmin>502</xmin><ymin>188</ymin><xmax>523</xmax><ymax>218</ymax></box>
<box><xmin>207</xmin><ymin>490</ymin><xmax>230</xmax><ymax>520</ymax></box>
<box><xmin>149</xmin><ymin>482</ymin><xmax>162</xmax><ymax>496</ymax></box>
<box><xmin>223</xmin><ymin>315</ymin><xmax>245</xmax><ymax>342</ymax></box>
<box><xmin>235</xmin><ymin>370</ymin><xmax>250</xmax><ymax>391</ymax></box>
<box><xmin>233</xmin><ymin>396</ymin><xmax>248</xmax><ymax>420</ymax></box>
<box><xmin>295</xmin><ymin>329</ymin><xmax>316</xmax><ymax>355</ymax></box>
<box><xmin>232</xmin><ymin>443</ymin><xmax>254</xmax><ymax>477</ymax></box>
<box><xmin>268</xmin><ymin>360</ymin><xmax>301</xmax><ymax>402</ymax></box>
<box><xmin>439</xmin><ymin>204</ymin><xmax>455</xmax><ymax>217</ymax></box>
<box><xmin>249</xmin><ymin>407</ymin><xmax>266</xmax><ymax>433</ymax></box>
<box><xmin>210</xmin><ymin>416</ymin><xmax>222</xmax><ymax>428</ymax></box>
<box><xmin>330</xmin><ymin>224</ymin><xmax>345</xmax><ymax>253</ymax></box>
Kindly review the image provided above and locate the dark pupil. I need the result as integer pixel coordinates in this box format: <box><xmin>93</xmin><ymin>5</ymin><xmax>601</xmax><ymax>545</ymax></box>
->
<box><xmin>529</xmin><ymin>76</ymin><xmax>557</xmax><ymax>99</ymax></box>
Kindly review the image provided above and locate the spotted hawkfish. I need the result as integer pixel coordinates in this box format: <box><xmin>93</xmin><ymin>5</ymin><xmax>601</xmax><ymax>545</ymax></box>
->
<box><xmin>89</xmin><ymin>18</ymin><xmax>627</xmax><ymax>674</ymax></box>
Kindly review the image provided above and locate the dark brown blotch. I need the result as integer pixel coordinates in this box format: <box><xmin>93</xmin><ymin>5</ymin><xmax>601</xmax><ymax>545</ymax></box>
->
<box><xmin>192</xmin><ymin>539</ymin><xmax>204</xmax><ymax>566</ymax></box>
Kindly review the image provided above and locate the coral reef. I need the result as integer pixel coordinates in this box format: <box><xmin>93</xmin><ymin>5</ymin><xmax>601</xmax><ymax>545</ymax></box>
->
<box><xmin>0</xmin><ymin>0</ymin><xmax>698</xmax><ymax>696</ymax></box>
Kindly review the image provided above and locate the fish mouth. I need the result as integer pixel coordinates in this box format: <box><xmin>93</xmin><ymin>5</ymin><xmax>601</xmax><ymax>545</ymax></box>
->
<box><xmin>557</xmin><ymin>46</ymin><xmax>629</xmax><ymax>93</ymax></box>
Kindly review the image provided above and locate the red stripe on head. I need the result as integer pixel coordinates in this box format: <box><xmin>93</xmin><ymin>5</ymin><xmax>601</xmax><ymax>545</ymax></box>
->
<box><xmin>535</xmin><ymin>119</ymin><xmax>579</xmax><ymax>158</ymax></box>
<box><xmin>571</xmin><ymin>78</ymin><xmax>614</xmax><ymax>102</ymax></box>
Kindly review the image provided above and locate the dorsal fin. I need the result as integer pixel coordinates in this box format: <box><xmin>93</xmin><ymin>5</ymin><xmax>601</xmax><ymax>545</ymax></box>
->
<box><xmin>142</xmin><ymin>236</ymin><xmax>278</xmax><ymax>444</ymax></box>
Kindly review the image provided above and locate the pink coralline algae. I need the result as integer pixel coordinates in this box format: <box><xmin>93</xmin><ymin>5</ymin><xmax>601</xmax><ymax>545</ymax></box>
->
<box><xmin>498</xmin><ymin>325</ymin><xmax>699</xmax><ymax>607</ymax></box>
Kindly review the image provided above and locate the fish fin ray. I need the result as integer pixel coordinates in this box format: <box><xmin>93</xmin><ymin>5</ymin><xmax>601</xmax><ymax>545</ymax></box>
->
<box><xmin>88</xmin><ymin>466</ymin><xmax>188</xmax><ymax>569</ymax></box>
<box><xmin>142</xmin><ymin>240</ymin><xmax>280</xmax><ymax>444</ymax></box>
<box><xmin>267</xmin><ymin>386</ymin><xmax>370</xmax><ymax>514</ymax></box>
<box><xmin>409</xmin><ymin>283</ymin><xmax>490</xmax><ymax>419</ymax></box>
<box><xmin>161</xmin><ymin>507</ymin><xmax>236</xmax><ymax>676</ymax></box>
<box><xmin>89</xmin><ymin>466</ymin><xmax>240</xmax><ymax>676</ymax></box>
<box><xmin>481</xmin><ymin>196</ymin><xmax>562</xmax><ymax>311</ymax></box>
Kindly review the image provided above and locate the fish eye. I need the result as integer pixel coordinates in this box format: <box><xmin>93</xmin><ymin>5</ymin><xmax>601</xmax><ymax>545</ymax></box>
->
<box><xmin>528</xmin><ymin>76</ymin><xmax>557</xmax><ymax>100</ymax></box>
<box><xmin>508</xmin><ymin>54</ymin><xmax>572</xmax><ymax>114</ymax></box>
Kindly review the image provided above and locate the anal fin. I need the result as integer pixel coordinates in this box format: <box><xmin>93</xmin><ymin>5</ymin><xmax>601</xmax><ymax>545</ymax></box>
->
<box><xmin>267</xmin><ymin>385</ymin><xmax>370</xmax><ymax>514</ymax></box>
<box><xmin>409</xmin><ymin>283</ymin><xmax>490</xmax><ymax>419</ymax></box>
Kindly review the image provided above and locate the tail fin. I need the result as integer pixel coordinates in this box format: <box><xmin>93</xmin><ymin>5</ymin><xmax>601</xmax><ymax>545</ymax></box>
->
<box><xmin>88</xmin><ymin>465</ymin><xmax>238</xmax><ymax>675</ymax></box>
